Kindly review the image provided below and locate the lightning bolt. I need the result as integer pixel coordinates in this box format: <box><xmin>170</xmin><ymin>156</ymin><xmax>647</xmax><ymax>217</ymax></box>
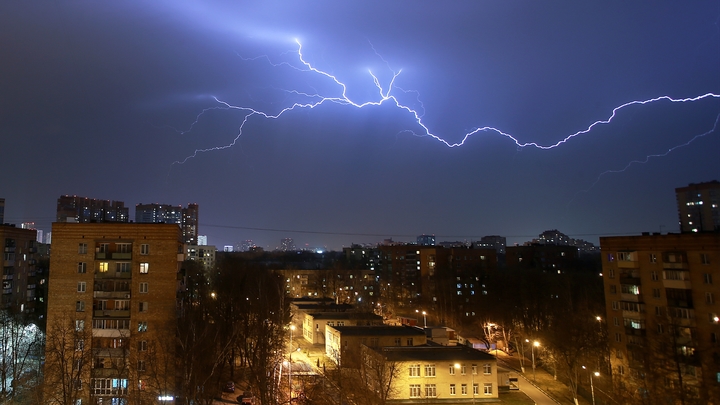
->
<box><xmin>173</xmin><ymin>39</ymin><xmax>720</xmax><ymax>166</ymax></box>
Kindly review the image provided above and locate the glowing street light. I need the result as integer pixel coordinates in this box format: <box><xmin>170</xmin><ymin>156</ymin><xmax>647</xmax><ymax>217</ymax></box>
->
<box><xmin>527</xmin><ymin>340</ymin><xmax>540</xmax><ymax>382</ymax></box>
<box><xmin>582</xmin><ymin>366</ymin><xmax>600</xmax><ymax>405</ymax></box>
<box><xmin>416</xmin><ymin>309</ymin><xmax>427</xmax><ymax>328</ymax></box>
<box><xmin>455</xmin><ymin>363</ymin><xmax>475</xmax><ymax>405</ymax></box>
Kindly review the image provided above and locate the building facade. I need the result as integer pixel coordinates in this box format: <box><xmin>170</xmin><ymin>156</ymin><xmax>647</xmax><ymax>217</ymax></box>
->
<box><xmin>601</xmin><ymin>233</ymin><xmax>720</xmax><ymax>403</ymax></box>
<box><xmin>135</xmin><ymin>203</ymin><xmax>199</xmax><ymax>245</ymax></box>
<box><xmin>1</xmin><ymin>224</ymin><xmax>39</xmax><ymax>313</ymax></box>
<box><xmin>325</xmin><ymin>325</ymin><xmax>427</xmax><ymax>368</ymax></box>
<box><xmin>362</xmin><ymin>345</ymin><xmax>498</xmax><ymax>403</ymax></box>
<box><xmin>676</xmin><ymin>180</ymin><xmax>720</xmax><ymax>233</ymax></box>
<box><xmin>57</xmin><ymin>195</ymin><xmax>129</xmax><ymax>223</ymax></box>
<box><xmin>44</xmin><ymin>222</ymin><xmax>184</xmax><ymax>405</ymax></box>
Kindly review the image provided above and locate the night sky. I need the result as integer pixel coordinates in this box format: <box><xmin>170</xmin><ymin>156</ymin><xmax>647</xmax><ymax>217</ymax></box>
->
<box><xmin>1</xmin><ymin>1</ymin><xmax>719</xmax><ymax>250</ymax></box>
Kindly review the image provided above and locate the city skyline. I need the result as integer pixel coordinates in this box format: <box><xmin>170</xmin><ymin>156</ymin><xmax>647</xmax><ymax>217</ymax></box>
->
<box><xmin>1</xmin><ymin>1</ymin><xmax>719</xmax><ymax>250</ymax></box>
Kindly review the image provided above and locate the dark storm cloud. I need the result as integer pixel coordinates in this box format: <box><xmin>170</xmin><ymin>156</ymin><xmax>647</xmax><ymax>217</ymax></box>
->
<box><xmin>1</xmin><ymin>1</ymin><xmax>719</xmax><ymax>249</ymax></box>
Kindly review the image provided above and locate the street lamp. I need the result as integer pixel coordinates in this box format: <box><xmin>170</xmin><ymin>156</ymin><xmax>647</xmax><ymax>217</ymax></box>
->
<box><xmin>289</xmin><ymin>325</ymin><xmax>296</xmax><ymax>361</ymax></box>
<box><xmin>527</xmin><ymin>340</ymin><xmax>540</xmax><ymax>382</ymax></box>
<box><xmin>415</xmin><ymin>309</ymin><xmax>427</xmax><ymax>328</ymax></box>
<box><xmin>582</xmin><ymin>366</ymin><xmax>600</xmax><ymax>405</ymax></box>
<box><xmin>455</xmin><ymin>363</ymin><xmax>475</xmax><ymax>405</ymax></box>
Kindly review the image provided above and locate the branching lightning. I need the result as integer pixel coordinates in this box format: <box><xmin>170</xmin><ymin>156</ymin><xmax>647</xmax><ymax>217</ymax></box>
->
<box><xmin>173</xmin><ymin>39</ymin><xmax>720</xmax><ymax>168</ymax></box>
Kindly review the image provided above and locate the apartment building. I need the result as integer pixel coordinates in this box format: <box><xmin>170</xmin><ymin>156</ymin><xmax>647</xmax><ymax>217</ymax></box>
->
<box><xmin>601</xmin><ymin>232</ymin><xmax>720</xmax><ymax>402</ymax></box>
<box><xmin>302</xmin><ymin>312</ymin><xmax>383</xmax><ymax>345</ymax></box>
<box><xmin>1</xmin><ymin>224</ymin><xmax>39</xmax><ymax>313</ymax></box>
<box><xmin>676</xmin><ymin>180</ymin><xmax>720</xmax><ymax>233</ymax></box>
<box><xmin>44</xmin><ymin>222</ymin><xmax>183</xmax><ymax>405</ymax></box>
<box><xmin>325</xmin><ymin>325</ymin><xmax>427</xmax><ymax>368</ymax></box>
<box><xmin>362</xmin><ymin>345</ymin><xmax>498</xmax><ymax>403</ymax></box>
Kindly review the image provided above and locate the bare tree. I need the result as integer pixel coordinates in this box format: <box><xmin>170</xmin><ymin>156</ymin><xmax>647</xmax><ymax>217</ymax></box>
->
<box><xmin>0</xmin><ymin>310</ymin><xmax>44</xmax><ymax>403</ymax></box>
<box><xmin>357</xmin><ymin>346</ymin><xmax>401</xmax><ymax>405</ymax></box>
<box><xmin>42</xmin><ymin>313</ymin><xmax>93</xmax><ymax>405</ymax></box>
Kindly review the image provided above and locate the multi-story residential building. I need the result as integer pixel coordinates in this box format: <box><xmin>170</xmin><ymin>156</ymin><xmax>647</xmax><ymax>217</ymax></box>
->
<box><xmin>302</xmin><ymin>312</ymin><xmax>383</xmax><ymax>345</ymax></box>
<box><xmin>362</xmin><ymin>345</ymin><xmax>498</xmax><ymax>403</ymax></box>
<box><xmin>0</xmin><ymin>198</ymin><xmax>5</xmax><ymax>224</ymax></box>
<box><xmin>417</xmin><ymin>235</ymin><xmax>436</xmax><ymax>246</ymax></box>
<box><xmin>506</xmin><ymin>244</ymin><xmax>578</xmax><ymax>273</ymax></box>
<box><xmin>676</xmin><ymin>180</ymin><xmax>720</xmax><ymax>233</ymax></box>
<box><xmin>57</xmin><ymin>195</ymin><xmax>129</xmax><ymax>223</ymax></box>
<box><xmin>377</xmin><ymin>245</ymin><xmax>497</xmax><ymax>312</ymax></box>
<box><xmin>279</xmin><ymin>267</ymin><xmax>377</xmax><ymax>305</ymax></box>
<box><xmin>135</xmin><ymin>203</ymin><xmax>199</xmax><ymax>245</ymax></box>
<box><xmin>185</xmin><ymin>245</ymin><xmax>216</xmax><ymax>270</ymax></box>
<box><xmin>44</xmin><ymin>222</ymin><xmax>184</xmax><ymax>404</ymax></box>
<box><xmin>475</xmin><ymin>235</ymin><xmax>506</xmax><ymax>255</ymax></box>
<box><xmin>1</xmin><ymin>224</ymin><xmax>38</xmax><ymax>313</ymax></box>
<box><xmin>601</xmin><ymin>232</ymin><xmax>720</xmax><ymax>402</ymax></box>
<box><xmin>325</xmin><ymin>325</ymin><xmax>427</xmax><ymax>368</ymax></box>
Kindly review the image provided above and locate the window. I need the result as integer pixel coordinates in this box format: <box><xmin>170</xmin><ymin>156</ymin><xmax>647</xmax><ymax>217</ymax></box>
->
<box><xmin>116</xmin><ymin>243</ymin><xmax>131</xmax><ymax>253</ymax></box>
<box><xmin>98</xmin><ymin>262</ymin><xmax>108</xmax><ymax>273</ymax></box>
<box><xmin>77</xmin><ymin>262</ymin><xmax>87</xmax><ymax>273</ymax></box>
<box><xmin>707</xmin><ymin>292</ymin><xmax>715</xmax><ymax>304</ymax></box>
<box><xmin>614</xmin><ymin>317</ymin><xmax>619</xmax><ymax>326</ymax></box>
<box><xmin>137</xmin><ymin>360</ymin><xmax>146</xmax><ymax>372</ymax></box>
<box><xmin>407</xmin><ymin>338</ymin><xmax>413</xmax><ymax>346</ymax></box>
<box><xmin>116</xmin><ymin>262</ymin><xmax>131</xmax><ymax>273</ymax></box>
<box><xmin>115</xmin><ymin>300</ymin><xmax>130</xmax><ymax>310</ymax></box>
<box><xmin>139</xmin><ymin>282</ymin><xmax>148</xmax><ymax>293</ymax></box>
<box><xmin>140</xmin><ymin>263</ymin><xmax>149</xmax><ymax>274</ymax></box>
<box><xmin>617</xmin><ymin>365</ymin><xmax>625</xmax><ymax>375</ymax></box>
<box><xmin>424</xmin><ymin>364</ymin><xmax>436</xmax><ymax>377</ymax></box>
<box><xmin>76</xmin><ymin>300</ymin><xmax>85</xmax><ymax>312</ymax></box>
<box><xmin>616</xmin><ymin>349</ymin><xmax>623</xmax><ymax>359</ymax></box>
<box><xmin>77</xmin><ymin>282</ymin><xmax>86</xmax><ymax>293</ymax></box>
<box><xmin>75</xmin><ymin>319</ymin><xmax>85</xmax><ymax>331</ymax></box>
<box><xmin>409</xmin><ymin>384</ymin><xmax>421</xmax><ymax>398</ymax></box>
<box><xmin>611</xmin><ymin>301</ymin><xmax>618</xmax><ymax>311</ymax></box>
<box><xmin>711</xmin><ymin>332</ymin><xmax>717</xmax><ymax>343</ymax></box>
<box><xmin>140</xmin><ymin>244</ymin><xmax>149</xmax><ymax>255</ymax></box>
<box><xmin>483</xmin><ymin>363</ymin><xmax>491</xmax><ymax>375</ymax></box>
<box><xmin>653</xmin><ymin>288</ymin><xmax>661</xmax><ymax>299</ymax></box>
<box><xmin>657</xmin><ymin>324</ymin><xmax>664</xmax><ymax>334</ymax></box>
<box><xmin>607</xmin><ymin>253</ymin><xmax>615</xmax><ymax>262</ymax></box>
<box><xmin>474</xmin><ymin>383</ymin><xmax>479</xmax><ymax>395</ymax></box>
<box><xmin>461</xmin><ymin>384</ymin><xmax>468</xmax><ymax>395</ymax></box>
<box><xmin>483</xmin><ymin>383</ymin><xmax>492</xmax><ymax>395</ymax></box>
<box><xmin>610</xmin><ymin>285</ymin><xmax>616</xmax><ymax>294</ymax></box>
<box><xmin>75</xmin><ymin>339</ymin><xmax>85</xmax><ymax>351</ymax></box>
<box><xmin>139</xmin><ymin>302</ymin><xmax>148</xmax><ymax>312</ymax></box>
<box><xmin>139</xmin><ymin>340</ymin><xmax>147</xmax><ymax>351</ymax></box>
<box><xmin>409</xmin><ymin>364</ymin><xmax>420</xmax><ymax>377</ymax></box>
<box><xmin>98</xmin><ymin>243</ymin><xmax>109</xmax><ymax>253</ymax></box>
<box><xmin>449</xmin><ymin>384</ymin><xmax>456</xmax><ymax>395</ymax></box>
<box><xmin>615</xmin><ymin>333</ymin><xmax>622</xmax><ymax>342</ymax></box>
<box><xmin>649</xmin><ymin>253</ymin><xmax>657</xmax><ymax>263</ymax></box>
<box><xmin>704</xmin><ymin>273</ymin><xmax>713</xmax><ymax>284</ymax></box>
<box><xmin>651</xmin><ymin>271</ymin><xmax>659</xmax><ymax>281</ymax></box>
<box><xmin>619</xmin><ymin>252</ymin><xmax>633</xmax><ymax>261</ymax></box>
<box><xmin>449</xmin><ymin>365</ymin><xmax>455</xmax><ymax>375</ymax></box>
<box><xmin>701</xmin><ymin>253</ymin><xmax>710</xmax><ymax>265</ymax></box>
<box><xmin>424</xmin><ymin>384</ymin><xmax>436</xmax><ymax>398</ymax></box>
<box><xmin>394</xmin><ymin>338</ymin><xmax>401</xmax><ymax>346</ymax></box>
<box><xmin>460</xmin><ymin>364</ymin><xmax>467</xmax><ymax>375</ymax></box>
<box><xmin>138</xmin><ymin>321</ymin><xmax>147</xmax><ymax>332</ymax></box>
<box><xmin>78</xmin><ymin>243</ymin><xmax>88</xmax><ymax>254</ymax></box>
<box><xmin>471</xmin><ymin>364</ymin><xmax>477</xmax><ymax>375</ymax></box>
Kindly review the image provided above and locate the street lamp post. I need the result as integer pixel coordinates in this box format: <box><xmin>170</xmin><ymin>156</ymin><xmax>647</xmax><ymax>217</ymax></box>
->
<box><xmin>455</xmin><ymin>363</ymin><xmax>475</xmax><ymax>405</ymax></box>
<box><xmin>289</xmin><ymin>325</ymin><xmax>295</xmax><ymax>361</ymax></box>
<box><xmin>415</xmin><ymin>309</ymin><xmax>427</xmax><ymax>328</ymax></box>
<box><xmin>529</xmin><ymin>340</ymin><xmax>539</xmax><ymax>382</ymax></box>
<box><xmin>583</xmin><ymin>366</ymin><xmax>600</xmax><ymax>405</ymax></box>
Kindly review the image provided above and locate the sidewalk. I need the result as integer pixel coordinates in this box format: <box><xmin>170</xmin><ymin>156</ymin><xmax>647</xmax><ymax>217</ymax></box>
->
<box><xmin>494</xmin><ymin>350</ymin><xmax>592</xmax><ymax>405</ymax></box>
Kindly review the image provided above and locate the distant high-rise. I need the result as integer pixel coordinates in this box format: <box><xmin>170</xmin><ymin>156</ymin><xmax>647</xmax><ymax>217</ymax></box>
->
<box><xmin>56</xmin><ymin>195</ymin><xmax>129</xmax><ymax>223</ymax></box>
<box><xmin>280</xmin><ymin>238</ymin><xmax>296</xmax><ymax>251</ymax></box>
<box><xmin>238</xmin><ymin>240</ymin><xmax>255</xmax><ymax>252</ymax></box>
<box><xmin>1</xmin><ymin>224</ymin><xmax>39</xmax><ymax>313</ymax></box>
<box><xmin>676</xmin><ymin>180</ymin><xmax>720</xmax><ymax>233</ymax></box>
<box><xmin>0</xmin><ymin>198</ymin><xmax>5</xmax><ymax>223</ymax></box>
<box><xmin>416</xmin><ymin>234</ymin><xmax>436</xmax><ymax>246</ymax></box>
<box><xmin>135</xmin><ymin>203</ymin><xmax>199</xmax><ymax>245</ymax></box>
<box><xmin>476</xmin><ymin>235</ymin><xmax>506</xmax><ymax>255</ymax></box>
<box><xmin>197</xmin><ymin>235</ymin><xmax>207</xmax><ymax>246</ymax></box>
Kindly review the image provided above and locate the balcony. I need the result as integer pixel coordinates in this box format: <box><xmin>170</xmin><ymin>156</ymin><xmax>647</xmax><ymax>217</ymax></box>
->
<box><xmin>95</xmin><ymin>252</ymin><xmax>107</xmax><ymax>260</ymax></box>
<box><xmin>92</xmin><ymin>328</ymin><xmax>131</xmax><ymax>338</ymax></box>
<box><xmin>617</xmin><ymin>260</ymin><xmax>639</xmax><ymax>269</ymax></box>
<box><xmin>94</xmin><ymin>310</ymin><xmax>131</xmax><ymax>318</ymax></box>
<box><xmin>111</xmin><ymin>252</ymin><xmax>132</xmax><ymax>260</ymax></box>
<box><xmin>93</xmin><ymin>291</ymin><xmax>131</xmax><ymax>299</ymax></box>
<box><xmin>94</xmin><ymin>271</ymin><xmax>131</xmax><ymax>280</ymax></box>
<box><xmin>91</xmin><ymin>368</ymin><xmax>130</xmax><ymax>378</ymax></box>
<box><xmin>92</xmin><ymin>348</ymin><xmax>128</xmax><ymax>357</ymax></box>
<box><xmin>663</xmin><ymin>279</ymin><xmax>692</xmax><ymax>290</ymax></box>
<box><xmin>621</xmin><ymin>293</ymin><xmax>643</xmax><ymax>302</ymax></box>
<box><xmin>663</xmin><ymin>262</ymin><xmax>688</xmax><ymax>270</ymax></box>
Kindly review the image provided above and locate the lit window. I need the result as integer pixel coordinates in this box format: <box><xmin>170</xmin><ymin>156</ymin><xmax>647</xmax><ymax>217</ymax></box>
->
<box><xmin>98</xmin><ymin>262</ymin><xmax>108</xmax><ymax>273</ymax></box>
<box><xmin>140</xmin><ymin>263</ymin><xmax>149</xmax><ymax>274</ymax></box>
<box><xmin>138</xmin><ymin>321</ymin><xmax>147</xmax><ymax>332</ymax></box>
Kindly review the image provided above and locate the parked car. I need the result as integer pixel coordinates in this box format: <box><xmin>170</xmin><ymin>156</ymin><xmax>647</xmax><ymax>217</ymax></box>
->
<box><xmin>224</xmin><ymin>381</ymin><xmax>235</xmax><ymax>393</ymax></box>
<box><xmin>237</xmin><ymin>391</ymin><xmax>254</xmax><ymax>404</ymax></box>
